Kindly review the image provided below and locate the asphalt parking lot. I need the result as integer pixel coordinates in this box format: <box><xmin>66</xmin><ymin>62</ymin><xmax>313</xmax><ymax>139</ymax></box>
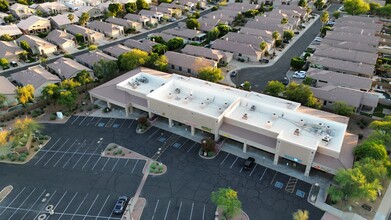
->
<box><xmin>0</xmin><ymin>115</ymin><xmax>324</xmax><ymax>219</ymax></box>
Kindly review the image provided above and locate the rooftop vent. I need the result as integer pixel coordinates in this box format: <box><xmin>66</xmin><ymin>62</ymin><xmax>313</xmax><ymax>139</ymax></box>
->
<box><xmin>175</xmin><ymin>88</ymin><xmax>181</xmax><ymax>94</ymax></box>
<box><xmin>206</xmin><ymin>98</ymin><xmax>211</xmax><ymax>104</ymax></box>
<box><xmin>250</xmin><ymin>105</ymin><xmax>256</xmax><ymax>111</ymax></box>
<box><xmin>299</xmin><ymin>119</ymin><xmax>305</xmax><ymax>127</ymax></box>
<box><xmin>200</xmin><ymin>102</ymin><xmax>205</xmax><ymax>109</ymax></box>
<box><xmin>272</xmin><ymin>113</ymin><xmax>278</xmax><ymax>120</ymax></box>
<box><xmin>224</xmin><ymin>102</ymin><xmax>229</xmax><ymax>108</ymax></box>
<box><xmin>326</xmin><ymin>126</ymin><xmax>332</xmax><ymax>134</ymax></box>
<box><xmin>266</xmin><ymin>120</ymin><xmax>272</xmax><ymax>128</ymax></box>
<box><xmin>218</xmin><ymin>107</ymin><xmax>223</xmax><ymax>113</ymax></box>
<box><xmin>322</xmin><ymin>134</ymin><xmax>332</xmax><ymax>143</ymax></box>
<box><xmin>167</xmin><ymin>92</ymin><xmax>172</xmax><ymax>99</ymax></box>
<box><xmin>293</xmin><ymin>128</ymin><xmax>300</xmax><ymax>136</ymax></box>
<box><xmin>242</xmin><ymin>113</ymin><xmax>248</xmax><ymax>120</ymax></box>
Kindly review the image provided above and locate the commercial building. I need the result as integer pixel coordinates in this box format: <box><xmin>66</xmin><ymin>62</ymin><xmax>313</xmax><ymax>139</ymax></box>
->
<box><xmin>89</xmin><ymin>68</ymin><xmax>357</xmax><ymax>176</ymax></box>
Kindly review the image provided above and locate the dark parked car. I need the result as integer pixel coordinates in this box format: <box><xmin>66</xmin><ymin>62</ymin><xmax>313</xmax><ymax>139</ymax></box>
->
<box><xmin>10</xmin><ymin>61</ymin><xmax>18</xmax><ymax>67</ymax></box>
<box><xmin>243</xmin><ymin>157</ymin><xmax>255</xmax><ymax>170</ymax></box>
<box><xmin>113</xmin><ymin>196</ymin><xmax>128</xmax><ymax>214</ymax></box>
<box><xmin>281</xmin><ymin>77</ymin><xmax>289</xmax><ymax>86</ymax></box>
<box><xmin>230</xmin><ymin>71</ymin><xmax>237</xmax><ymax>77</ymax></box>
<box><xmin>283</xmin><ymin>39</ymin><xmax>289</xmax><ymax>44</ymax></box>
<box><xmin>259</xmin><ymin>59</ymin><xmax>269</xmax><ymax>63</ymax></box>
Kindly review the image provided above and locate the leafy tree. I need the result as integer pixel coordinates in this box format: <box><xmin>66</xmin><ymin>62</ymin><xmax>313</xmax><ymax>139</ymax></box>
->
<box><xmin>19</xmin><ymin>50</ymin><xmax>28</xmax><ymax>61</ymax></box>
<box><xmin>20</xmin><ymin>40</ymin><xmax>31</xmax><ymax>53</ymax></box>
<box><xmin>17</xmin><ymin>0</ymin><xmax>29</xmax><ymax>5</ymax></box>
<box><xmin>41</xmin><ymin>83</ymin><xmax>59</xmax><ymax>103</ymax></box>
<box><xmin>136</xmin><ymin>0</ymin><xmax>149</xmax><ymax>10</ymax></box>
<box><xmin>241</xmin><ymin>81</ymin><xmax>251</xmax><ymax>91</ymax></box>
<box><xmin>75</xmin><ymin>70</ymin><xmax>93</xmax><ymax>90</ymax></box>
<box><xmin>243</xmin><ymin>9</ymin><xmax>258</xmax><ymax>18</ymax></box>
<box><xmin>370</xmin><ymin>116</ymin><xmax>391</xmax><ymax>134</ymax></box>
<box><xmin>166</xmin><ymin>37</ymin><xmax>184</xmax><ymax>50</ymax></box>
<box><xmin>302</xmin><ymin>77</ymin><xmax>314</xmax><ymax>86</ymax></box>
<box><xmin>75</xmin><ymin>33</ymin><xmax>84</xmax><ymax>43</ymax></box>
<box><xmin>150</xmin><ymin>36</ymin><xmax>165</xmax><ymax>44</ymax></box>
<box><xmin>16</xmin><ymin>84</ymin><xmax>35</xmax><ymax>106</ymax></box>
<box><xmin>191</xmin><ymin>11</ymin><xmax>200</xmax><ymax>19</ymax></box>
<box><xmin>79</xmin><ymin>12</ymin><xmax>90</xmax><ymax>26</ymax></box>
<box><xmin>369</xmin><ymin>2</ymin><xmax>381</xmax><ymax>14</ymax></box>
<box><xmin>354</xmin><ymin>141</ymin><xmax>388</xmax><ymax>161</ymax></box>
<box><xmin>259</xmin><ymin>41</ymin><xmax>267</xmax><ymax>59</ymax></box>
<box><xmin>264</xmin><ymin>80</ymin><xmax>285</xmax><ymax>96</ymax></box>
<box><xmin>198</xmin><ymin>67</ymin><xmax>223</xmax><ymax>82</ymax></box>
<box><xmin>332</xmin><ymin>10</ymin><xmax>341</xmax><ymax>19</ymax></box>
<box><xmin>0</xmin><ymin>34</ymin><xmax>13</xmax><ymax>41</ymax></box>
<box><xmin>211</xmin><ymin>188</ymin><xmax>242</xmax><ymax>219</ymax></box>
<box><xmin>354</xmin><ymin>158</ymin><xmax>390</xmax><ymax>182</ymax></box>
<box><xmin>13</xmin><ymin>117</ymin><xmax>41</xmax><ymax>134</ymax></box>
<box><xmin>332</xmin><ymin>101</ymin><xmax>355</xmax><ymax>116</ymax></box>
<box><xmin>0</xmin><ymin>58</ymin><xmax>9</xmax><ymax>68</ymax></box>
<box><xmin>0</xmin><ymin>130</ymin><xmax>8</xmax><ymax>145</ymax></box>
<box><xmin>108</xmin><ymin>3</ymin><xmax>123</xmax><ymax>17</ymax></box>
<box><xmin>186</xmin><ymin>18</ymin><xmax>200</xmax><ymax>30</ymax></box>
<box><xmin>290</xmin><ymin>57</ymin><xmax>305</xmax><ymax>69</ymax></box>
<box><xmin>152</xmin><ymin>43</ymin><xmax>168</xmax><ymax>55</ymax></box>
<box><xmin>88</xmin><ymin>44</ymin><xmax>97</xmax><ymax>51</ymax></box>
<box><xmin>145</xmin><ymin>53</ymin><xmax>168</xmax><ymax>71</ymax></box>
<box><xmin>344</xmin><ymin>0</ymin><xmax>369</xmax><ymax>15</ymax></box>
<box><xmin>283</xmin><ymin>30</ymin><xmax>294</xmax><ymax>41</ymax></box>
<box><xmin>314</xmin><ymin>0</ymin><xmax>324</xmax><ymax>10</ymax></box>
<box><xmin>298</xmin><ymin>0</ymin><xmax>307</xmax><ymax>7</ymax></box>
<box><xmin>125</xmin><ymin>2</ymin><xmax>137</xmax><ymax>13</ymax></box>
<box><xmin>320</xmin><ymin>11</ymin><xmax>329</xmax><ymax>28</ymax></box>
<box><xmin>217</xmin><ymin>24</ymin><xmax>232</xmax><ymax>37</ymax></box>
<box><xmin>366</xmin><ymin>130</ymin><xmax>391</xmax><ymax>151</ymax></box>
<box><xmin>0</xmin><ymin>0</ymin><xmax>9</xmax><ymax>12</ymax></box>
<box><xmin>207</xmin><ymin>27</ymin><xmax>220</xmax><ymax>41</ymax></box>
<box><xmin>3</xmin><ymin>14</ymin><xmax>15</xmax><ymax>24</ymax></box>
<box><xmin>281</xmin><ymin>17</ymin><xmax>288</xmax><ymax>24</ymax></box>
<box><xmin>93</xmin><ymin>59</ymin><xmax>119</xmax><ymax>79</ymax></box>
<box><xmin>201</xmin><ymin>138</ymin><xmax>215</xmax><ymax>153</ymax></box>
<box><xmin>67</xmin><ymin>13</ymin><xmax>75</xmax><ymax>24</ymax></box>
<box><xmin>272</xmin><ymin>31</ymin><xmax>280</xmax><ymax>51</ymax></box>
<box><xmin>292</xmin><ymin>209</ymin><xmax>309</xmax><ymax>220</ymax></box>
<box><xmin>375</xmin><ymin>5</ymin><xmax>391</xmax><ymax>17</ymax></box>
<box><xmin>58</xmin><ymin>90</ymin><xmax>77</xmax><ymax>111</ymax></box>
<box><xmin>61</xmin><ymin>79</ymin><xmax>81</xmax><ymax>90</ymax></box>
<box><xmin>118</xmin><ymin>49</ymin><xmax>149</xmax><ymax>71</ymax></box>
<box><xmin>284</xmin><ymin>82</ymin><xmax>321</xmax><ymax>108</ymax></box>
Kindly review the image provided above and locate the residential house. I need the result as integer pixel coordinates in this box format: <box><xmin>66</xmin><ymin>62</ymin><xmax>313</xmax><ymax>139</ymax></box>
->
<box><xmin>198</xmin><ymin>17</ymin><xmax>224</xmax><ymax>32</ymax></box>
<box><xmin>58</xmin><ymin>0</ymin><xmax>104</xmax><ymax>9</ymax></box>
<box><xmin>66</xmin><ymin>25</ymin><xmax>105</xmax><ymax>43</ymax></box>
<box><xmin>0</xmin><ymin>41</ymin><xmax>24</xmax><ymax>62</ymax></box>
<box><xmin>0</xmin><ymin>12</ymin><xmax>8</xmax><ymax>23</ymax></box>
<box><xmin>105</xmin><ymin>17</ymin><xmax>142</xmax><ymax>32</ymax></box>
<box><xmin>46</xmin><ymin>57</ymin><xmax>93</xmax><ymax>80</ymax></box>
<box><xmin>181</xmin><ymin>44</ymin><xmax>233</xmax><ymax>64</ymax></box>
<box><xmin>264</xmin><ymin>10</ymin><xmax>301</xmax><ymax>29</ymax></box>
<box><xmin>11</xmin><ymin>66</ymin><xmax>61</xmax><ymax>97</ymax></box>
<box><xmin>278</xmin><ymin>5</ymin><xmax>309</xmax><ymax>20</ymax></box>
<box><xmin>150</xmin><ymin>6</ymin><xmax>182</xmax><ymax>17</ymax></box>
<box><xmin>10</xmin><ymin>3</ymin><xmax>36</xmax><ymax>20</ymax></box>
<box><xmin>158</xmin><ymin>3</ymin><xmax>187</xmax><ymax>13</ymax></box>
<box><xmin>50</xmin><ymin>13</ymin><xmax>80</xmax><ymax>29</ymax></box>
<box><xmin>333</xmin><ymin>26</ymin><xmax>377</xmax><ymax>36</ymax></box>
<box><xmin>163</xmin><ymin>28</ymin><xmax>206</xmax><ymax>43</ymax></box>
<box><xmin>87</xmin><ymin>20</ymin><xmax>124</xmax><ymax>38</ymax></box>
<box><xmin>0</xmin><ymin>76</ymin><xmax>17</xmax><ymax>106</ymax></box>
<box><xmin>139</xmin><ymin>9</ymin><xmax>164</xmax><ymax>21</ymax></box>
<box><xmin>174</xmin><ymin>0</ymin><xmax>206</xmax><ymax>8</ymax></box>
<box><xmin>203</xmin><ymin>10</ymin><xmax>238</xmax><ymax>25</ymax></box>
<box><xmin>239</xmin><ymin>27</ymin><xmax>275</xmax><ymax>43</ymax></box>
<box><xmin>124</xmin><ymin>13</ymin><xmax>158</xmax><ymax>26</ymax></box>
<box><xmin>313</xmin><ymin>47</ymin><xmax>378</xmax><ymax>65</ymax></box>
<box><xmin>224</xmin><ymin>3</ymin><xmax>260</xmax><ymax>12</ymax></box>
<box><xmin>96</xmin><ymin>2</ymin><xmax>111</xmax><ymax>13</ymax></box>
<box><xmin>16</xmin><ymin>35</ymin><xmax>57</xmax><ymax>55</ymax></box>
<box><xmin>334</xmin><ymin>19</ymin><xmax>383</xmax><ymax>31</ymax></box>
<box><xmin>245</xmin><ymin>18</ymin><xmax>291</xmax><ymax>33</ymax></box>
<box><xmin>319</xmin><ymin>39</ymin><xmax>378</xmax><ymax>53</ymax></box>
<box><xmin>74</xmin><ymin>6</ymin><xmax>102</xmax><ymax>18</ymax></box>
<box><xmin>0</xmin><ymin>24</ymin><xmax>23</xmax><ymax>38</ymax></box>
<box><xmin>147</xmin><ymin>32</ymin><xmax>177</xmax><ymax>42</ymax></box>
<box><xmin>74</xmin><ymin>51</ymin><xmax>117</xmax><ymax>69</ymax></box>
<box><xmin>34</xmin><ymin>2</ymin><xmax>69</xmax><ymax>15</ymax></box>
<box><xmin>165</xmin><ymin>51</ymin><xmax>217</xmax><ymax>76</ymax></box>
<box><xmin>324</xmin><ymin>32</ymin><xmax>380</xmax><ymax>47</ymax></box>
<box><xmin>339</xmin><ymin>16</ymin><xmax>380</xmax><ymax>23</ymax></box>
<box><xmin>212</xmin><ymin>39</ymin><xmax>262</xmax><ymax>62</ymax></box>
<box><xmin>123</xmin><ymin>39</ymin><xmax>157</xmax><ymax>53</ymax></box>
<box><xmin>17</xmin><ymin>16</ymin><xmax>51</xmax><ymax>35</ymax></box>
<box><xmin>46</xmin><ymin>30</ymin><xmax>76</xmax><ymax>51</ymax></box>
<box><xmin>102</xmin><ymin>44</ymin><xmax>132</xmax><ymax>58</ymax></box>
<box><xmin>223</xmin><ymin>32</ymin><xmax>271</xmax><ymax>51</ymax></box>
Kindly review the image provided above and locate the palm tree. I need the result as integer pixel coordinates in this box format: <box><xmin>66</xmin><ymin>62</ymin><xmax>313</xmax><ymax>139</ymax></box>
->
<box><xmin>272</xmin><ymin>31</ymin><xmax>280</xmax><ymax>53</ymax></box>
<box><xmin>259</xmin><ymin>41</ymin><xmax>267</xmax><ymax>59</ymax></box>
<box><xmin>320</xmin><ymin>11</ymin><xmax>329</xmax><ymax>28</ymax></box>
<box><xmin>67</xmin><ymin>13</ymin><xmax>74</xmax><ymax>24</ymax></box>
<box><xmin>292</xmin><ymin>209</ymin><xmax>309</xmax><ymax>220</ymax></box>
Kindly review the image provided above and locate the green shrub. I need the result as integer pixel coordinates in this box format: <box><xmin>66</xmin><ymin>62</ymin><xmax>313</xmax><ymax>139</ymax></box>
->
<box><xmin>87</xmin><ymin>107</ymin><xmax>93</xmax><ymax>111</ymax></box>
<box><xmin>0</xmin><ymin>155</ymin><xmax>5</xmax><ymax>160</ymax></box>
<box><xmin>34</xmin><ymin>147</ymin><xmax>39</xmax><ymax>151</ymax></box>
<box><xmin>50</xmin><ymin>114</ymin><xmax>56</xmax><ymax>120</ymax></box>
<box><xmin>107</xmin><ymin>147</ymin><xmax>112</xmax><ymax>151</ymax></box>
<box><xmin>94</xmin><ymin>104</ymin><xmax>100</xmax><ymax>109</ymax></box>
<box><xmin>290</xmin><ymin>57</ymin><xmax>306</xmax><ymax>69</ymax></box>
<box><xmin>18</xmin><ymin>155</ymin><xmax>26</xmax><ymax>161</ymax></box>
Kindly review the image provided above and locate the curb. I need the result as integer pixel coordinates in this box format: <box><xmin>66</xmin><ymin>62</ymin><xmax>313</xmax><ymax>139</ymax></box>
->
<box><xmin>0</xmin><ymin>185</ymin><xmax>13</xmax><ymax>203</ymax></box>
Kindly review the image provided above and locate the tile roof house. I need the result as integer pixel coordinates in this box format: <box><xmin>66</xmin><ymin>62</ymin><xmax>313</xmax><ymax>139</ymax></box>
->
<box><xmin>212</xmin><ymin>39</ymin><xmax>262</xmax><ymax>62</ymax></box>
<box><xmin>123</xmin><ymin>39</ymin><xmax>157</xmax><ymax>53</ymax></box>
<box><xmin>318</xmin><ymin>39</ymin><xmax>378</xmax><ymax>53</ymax></box>
<box><xmin>102</xmin><ymin>44</ymin><xmax>132</xmax><ymax>58</ymax></box>
<box><xmin>46</xmin><ymin>30</ymin><xmax>76</xmax><ymax>51</ymax></box>
<box><xmin>66</xmin><ymin>25</ymin><xmax>105</xmax><ymax>43</ymax></box>
<box><xmin>181</xmin><ymin>44</ymin><xmax>232</xmax><ymax>63</ymax></box>
<box><xmin>35</xmin><ymin>2</ymin><xmax>69</xmax><ymax>15</ymax></box>
<box><xmin>245</xmin><ymin>18</ymin><xmax>290</xmax><ymax>33</ymax></box>
<box><xmin>333</xmin><ymin>26</ymin><xmax>377</xmax><ymax>36</ymax></box>
<box><xmin>224</xmin><ymin>2</ymin><xmax>260</xmax><ymax>12</ymax></box>
<box><xmin>16</xmin><ymin>35</ymin><xmax>57</xmax><ymax>55</ymax></box>
<box><xmin>11</xmin><ymin>65</ymin><xmax>61</xmax><ymax>96</ymax></box>
<box><xmin>313</xmin><ymin>46</ymin><xmax>378</xmax><ymax>65</ymax></box>
<box><xmin>124</xmin><ymin>13</ymin><xmax>158</xmax><ymax>26</ymax></box>
<box><xmin>223</xmin><ymin>32</ymin><xmax>271</xmax><ymax>51</ymax></box>
<box><xmin>277</xmin><ymin>5</ymin><xmax>308</xmax><ymax>20</ymax></box>
<box><xmin>334</xmin><ymin>19</ymin><xmax>383</xmax><ymax>31</ymax></box>
<box><xmin>17</xmin><ymin>16</ymin><xmax>51</xmax><ymax>35</ymax></box>
<box><xmin>50</xmin><ymin>13</ymin><xmax>80</xmax><ymax>29</ymax></box>
<box><xmin>198</xmin><ymin>17</ymin><xmax>225</xmax><ymax>32</ymax></box>
<box><xmin>239</xmin><ymin>27</ymin><xmax>275</xmax><ymax>43</ymax></box>
<box><xmin>139</xmin><ymin>9</ymin><xmax>164</xmax><ymax>21</ymax></box>
<box><xmin>0</xmin><ymin>76</ymin><xmax>17</xmax><ymax>106</ymax></box>
<box><xmin>264</xmin><ymin>11</ymin><xmax>301</xmax><ymax>28</ymax></box>
<box><xmin>75</xmin><ymin>51</ymin><xmax>117</xmax><ymax>69</ymax></box>
<box><xmin>87</xmin><ymin>20</ymin><xmax>124</xmax><ymax>38</ymax></box>
<box><xmin>339</xmin><ymin>15</ymin><xmax>380</xmax><ymax>23</ymax></box>
<box><xmin>10</xmin><ymin>3</ymin><xmax>36</xmax><ymax>19</ymax></box>
<box><xmin>150</xmin><ymin>6</ymin><xmax>182</xmax><ymax>17</ymax></box>
<box><xmin>162</xmin><ymin>28</ymin><xmax>206</xmax><ymax>43</ymax></box>
<box><xmin>203</xmin><ymin>10</ymin><xmax>238</xmax><ymax>24</ymax></box>
<box><xmin>147</xmin><ymin>32</ymin><xmax>177</xmax><ymax>42</ymax></box>
<box><xmin>74</xmin><ymin>6</ymin><xmax>102</xmax><ymax>18</ymax></box>
<box><xmin>158</xmin><ymin>2</ymin><xmax>187</xmax><ymax>11</ymax></box>
<box><xmin>0</xmin><ymin>24</ymin><xmax>23</xmax><ymax>38</ymax></box>
<box><xmin>324</xmin><ymin>31</ymin><xmax>380</xmax><ymax>47</ymax></box>
<box><xmin>0</xmin><ymin>41</ymin><xmax>24</xmax><ymax>62</ymax></box>
<box><xmin>46</xmin><ymin>57</ymin><xmax>93</xmax><ymax>80</ymax></box>
<box><xmin>105</xmin><ymin>17</ymin><xmax>142</xmax><ymax>31</ymax></box>
<box><xmin>165</xmin><ymin>51</ymin><xmax>217</xmax><ymax>76</ymax></box>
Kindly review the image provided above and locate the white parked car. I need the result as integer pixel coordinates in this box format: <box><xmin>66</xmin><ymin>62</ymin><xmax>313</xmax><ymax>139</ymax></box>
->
<box><xmin>314</xmin><ymin>37</ymin><xmax>322</xmax><ymax>42</ymax></box>
<box><xmin>292</xmin><ymin>71</ymin><xmax>306</xmax><ymax>79</ymax></box>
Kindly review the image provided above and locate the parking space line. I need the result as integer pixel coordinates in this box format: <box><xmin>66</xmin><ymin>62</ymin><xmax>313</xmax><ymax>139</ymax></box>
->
<box><xmin>95</xmin><ymin>118</ymin><xmax>102</xmax><ymax>127</ymax></box>
<box><xmin>86</xmin><ymin>117</ymin><xmax>95</xmax><ymax>126</ymax></box>
<box><xmin>124</xmin><ymin>159</ymin><xmax>129</xmax><ymax>167</ymax></box>
<box><xmin>239</xmin><ymin>167</ymin><xmax>243</xmax><ymax>173</ymax></box>
<box><xmin>163</xmin><ymin>200</ymin><xmax>171</xmax><ymax>220</ymax></box>
<box><xmin>42</xmin><ymin>138</ymin><xmax>70</xmax><ymax>167</ymax></box>
<box><xmin>270</xmin><ymin>171</ymin><xmax>278</xmax><ymax>185</ymax></box>
<box><xmin>151</xmin><ymin>200</ymin><xmax>159</xmax><ymax>220</ymax></box>
<box><xmin>189</xmin><ymin>202</ymin><xmax>194</xmax><ymax>220</ymax></box>
<box><xmin>70</xmin><ymin>193</ymin><xmax>89</xmax><ymax>220</ymax></box>
<box><xmin>101</xmin><ymin>158</ymin><xmax>110</xmax><ymax>171</ymax></box>
<box><xmin>91</xmin><ymin>157</ymin><xmax>102</xmax><ymax>171</ymax></box>
<box><xmin>53</xmin><ymin>191</ymin><xmax>67</xmax><ymax>210</ymax></box>
<box><xmin>131</xmin><ymin>160</ymin><xmax>139</xmax><ymax>173</ymax></box>
<box><xmin>53</xmin><ymin>139</ymin><xmax>78</xmax><ymax>168</ymax></box>
<box><xmin>249</xmin><ymin>164</ymin><xmax>257</xmax><ymax>177</ymax></box>
<box><xmin>95</xmin><ymin>194</ymin><xmax>110</xmax><ymax>220</ymax></box>
<box><xmin>0</xmin><ymin>187</ymin><xmax>25</xmax><ymax>216</ymax></box>
<box><xmin>119</xmin><ymin>119</ymin><xmax>126</xmax><ymax>128</ymax></box>
<box><xmin>230</xmin><ymin>156</ymin><xmax>239</xmax><ymax>169</ymax></box>
<box><xmin>20</xmin><ymin>189</ymin><xmax>46</xmax><ymax>220</ymax></box>
<box><xmin>7</xmin><ymin>188</ymin><xmax>36</xmax><ymax>219</ymax></box>
<box><xmin>220</xmin><ymin>153</ymin><xmax>230</xmax><ymax>165</ymax></box>
<box><xmin>259</xmin><ymin>168</ymin><xmax>268</xmax><ymax>181</ymax></box>
<box><xmin>82</xmin><ymin>194</ymin><xmax>99</xmax><ymax>220</ymax></box>
<box><xmin>72</xmin><ymin>147</ymin><xmax>90</xmax><ymax>169</ymax></box>
<box><xmin>34</xmin><ymin>138</ymin><xmax>62</xmax><ymax>166</ymax></box>
<box><xmin>58</xmin><ymin>192</ymin><xmax>78</xmax><ymax>220</ymax></box>
<box><xmin>71</xmin><ymin>116</ymin><xmax>80</xmax><ymax>125</ymax></box>
<box><xmin>111</xmin><ymin>159</ymin><xmax>120</xmax><ymax>172</ymax></box>
<box><xmin>79</xmin><ymin>116</ymin><xmax>88</xmax><ymax>126</ymax></box>
<box><xmin>82</xmin><ymin>140</ymin><xmax>104</xmax><ymax>170</ymax></box>
<box><xmin>186</xmin><ymin>143</ymin><xmax>197</xmax><ymax>153</ymax></box>
<box><xmin>176</xmin><ymin>201</ymin><xmax>182</xmax><ymax>220</ymax></box>
<box><xmin>202</xmin><ymin>204</ymin><xmax>205</xmax><ymax>220</ymax></box>
<box><xmin>127</xmin><ymin>120</ymin><xmax>134</xmax><ymax>128</ymax></box>
<box><xmin>33</xmin><ymin>190</ymin><xmax>57</xmax><ymax>220</ymax></box>
<box><xmin>178</xmin><ymin>140</ymin><xmax>189</xmax><ymax>149</ymax></box>
<box><xmin>148</xmin><ymin>128</ymin><xmax>160</xmax><ymax>140</ymax></box>
<box><xmin>62</xmin><ymin>140</ymin><xmax>87</xmax><ymax>168</ymax></box>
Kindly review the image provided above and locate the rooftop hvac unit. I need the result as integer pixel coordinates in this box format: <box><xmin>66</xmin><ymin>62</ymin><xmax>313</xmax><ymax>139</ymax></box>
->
<box><xmin>175</xmin><ymin>88</ymin><xmax>181</xmax><ymax>94</ymax></box>
<box><xmin>266</xmin><ymin>120</ymin><xmax>272</xmax><ymax>129</ymax></box>
<box><xmin>250</xmin><ymin>105</ymin><xmax>256</xmax><ymax>111</ymax></box>
<box><xmin>299</xmin><ymin>119</ymin><xmax>305</xmax><ymax>127</ymax></box>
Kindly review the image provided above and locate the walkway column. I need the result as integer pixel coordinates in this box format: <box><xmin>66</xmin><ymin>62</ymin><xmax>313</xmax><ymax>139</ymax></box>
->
<box><xmin>243</xmin><ymin>142</ymin><xmax>247</xmax><ymax>153</ymax></box>
<box><xmin>191</xmin><ymin>126</ymin><xmax>195</xmax><ymax>136</ymax></box>
<box><xmin>106</xmin><ymin>101</ymin><xmax>111</xmax><ymax>108</ymax></box>
<box><xmin>148</xmin><ymin>111</ymin><xmax>153</xmax><ymax>119</ymax></box>
<box><xmin>304</xmin><ymin>151</ymin><xmax>316</xmax><ymax>176</ymax></box>
<box><xmin>89</xmin><ymin>95</ymin><xmax>95</xmax><ymax>104</ymax></box>
<box><xmin>214</xmin><ymin>132</ymin><xmax>219</xmax><ymax>141</ymax></box>
<box><xmin>125</xmin><ymin>106</ymin><xmax>129</xmax><ymax>116</ymax></box>
<box><xmin>168</xmin><ymin>118</ymin><xmax>173</xmax><ymax>127</ymax></box>
<box><xmin>274</xmin><ymin>141</ymin><xmax>281</xmax><ymax>165</ymax></box>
